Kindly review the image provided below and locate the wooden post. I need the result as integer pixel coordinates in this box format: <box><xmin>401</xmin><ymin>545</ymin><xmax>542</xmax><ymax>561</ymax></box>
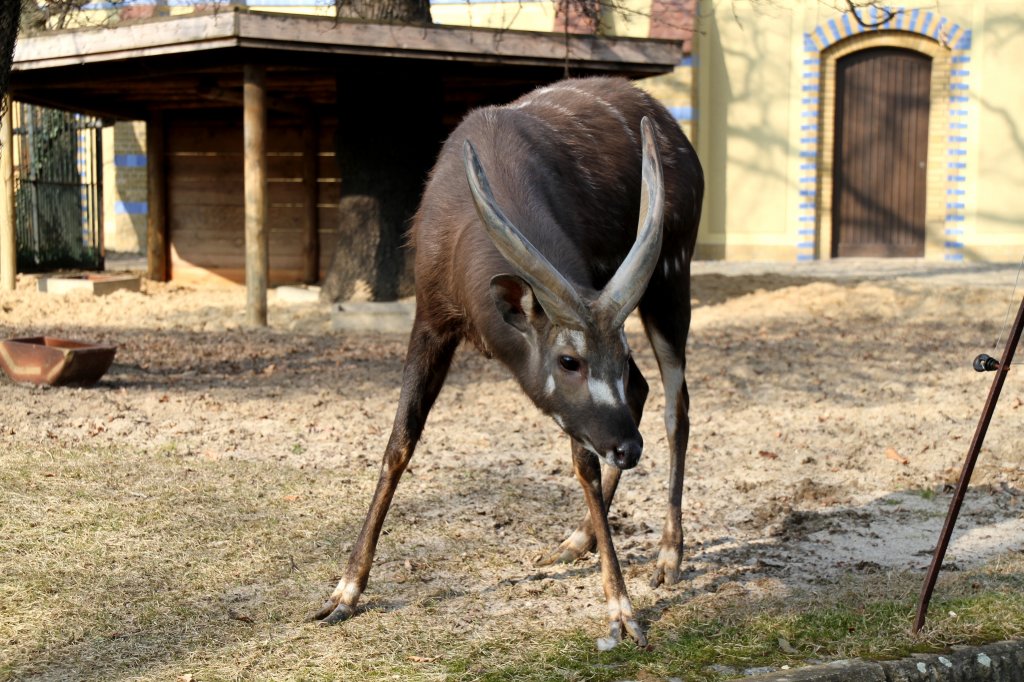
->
<box><xmin>146</xmin><ymin>110</ymin><xmax>169</xmax><ymax>282</ymax></box>
<box><xmin>0</xmin><ymin>97</ymin><xmax>15</xmax><ymax>292</ymax></box>
<box><xmin>244</xmin><ymin>64</ymin><xmax>268</xmax><ymax>326</ymax></box>
<box><xmin>301</xmin><ymin>108</ymin><xmax>320</xmax><ymax>285</ymax></box>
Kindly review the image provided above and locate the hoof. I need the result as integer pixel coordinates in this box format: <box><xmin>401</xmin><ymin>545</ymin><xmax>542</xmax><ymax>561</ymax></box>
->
<box><xmin>314</xmin><ymin>601</ymin><xmax>355</xmax><ymax>625</ymax></box>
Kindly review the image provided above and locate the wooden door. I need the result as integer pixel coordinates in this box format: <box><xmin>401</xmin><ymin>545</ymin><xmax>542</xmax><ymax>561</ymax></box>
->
<box><xmin>832</xmin><ymin>47</ymin><xmax>931</xmax><ymax>257</ymax></box>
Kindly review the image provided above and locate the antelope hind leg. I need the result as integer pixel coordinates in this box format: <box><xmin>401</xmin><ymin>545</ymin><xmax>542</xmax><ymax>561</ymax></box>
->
<box><xmin>535</xmin><ymin>358</ymin><xmax>648</xmax><ymax>567</ymax></box>
<box><xmin>644</xmin><ymin>315</ymin><xmax>690</xmax><ymax>588</ymax></box>
<box><xmin>534</xmin><ymin>465</ymin><xmax>619</xmax><ymax>566</ymax></box>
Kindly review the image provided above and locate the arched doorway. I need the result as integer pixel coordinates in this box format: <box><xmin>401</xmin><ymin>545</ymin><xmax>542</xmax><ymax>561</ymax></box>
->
<box><xmin>831</xmin><ymin>47</ymin><xmax>932</xmax><ymax>257</ymax></box>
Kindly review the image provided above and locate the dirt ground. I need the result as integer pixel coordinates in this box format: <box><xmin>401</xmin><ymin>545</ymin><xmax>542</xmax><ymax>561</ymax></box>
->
<box><xmin>2</xmin><ymin>259</ymin><xmax>1023</xmax><ymax>642</ymax></box>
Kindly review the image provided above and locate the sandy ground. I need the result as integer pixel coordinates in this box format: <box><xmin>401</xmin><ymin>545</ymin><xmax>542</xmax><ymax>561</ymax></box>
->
<box><xmin>2</xmin><ymin>259</ymin><xmax>1023</xmax><ymax>636</ymax></box>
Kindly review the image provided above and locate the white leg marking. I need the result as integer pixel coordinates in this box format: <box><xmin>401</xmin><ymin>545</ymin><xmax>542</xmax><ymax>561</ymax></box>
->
<box><xmin>332</xmin><ymin>580</ymin><xmax>361</xmax><ymax>604</ymax></box>
<box><xmin>564</xmin><ymin>527</ymin><xmax>591</xmax><ymax>551</ymax></box>
<box><xmin>657</xmin><ymin>544</ymin><xmax>680</xmax><ymax>567</ymax></box>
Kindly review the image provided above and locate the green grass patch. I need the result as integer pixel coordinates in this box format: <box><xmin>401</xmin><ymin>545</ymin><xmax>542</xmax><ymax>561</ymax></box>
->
<box><xmin>1</xmin><ymin>442</ymin><xmax>1022</xmax><ymax>681</ymax></box>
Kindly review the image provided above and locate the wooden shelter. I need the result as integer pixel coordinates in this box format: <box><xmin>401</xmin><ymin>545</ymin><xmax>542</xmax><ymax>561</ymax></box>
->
<box><xmin>5</xmin><ymin>10</ymin><xmax>682</xmax><ymax>323</ymax></box>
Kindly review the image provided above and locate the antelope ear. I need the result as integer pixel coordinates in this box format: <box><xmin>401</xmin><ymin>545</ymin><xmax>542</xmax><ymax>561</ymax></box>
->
<box><xmin>490</xmin><ymin>274</ymin><xmax>540</xmax><ymax>334</ymax></box>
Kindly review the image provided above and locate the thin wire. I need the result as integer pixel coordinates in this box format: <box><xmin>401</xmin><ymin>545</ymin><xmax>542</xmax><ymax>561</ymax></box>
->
<box><xmin>993</xmin><ymin>253</ymin><xmax>1024</xmax><ymax>353</ymax></box>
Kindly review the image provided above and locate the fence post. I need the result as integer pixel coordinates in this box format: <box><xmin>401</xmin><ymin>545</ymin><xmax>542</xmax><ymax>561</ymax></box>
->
<box><xmin>0</xmin><ymin>96</ymin><xmax>15</xmax><ymax>291</ymax></box>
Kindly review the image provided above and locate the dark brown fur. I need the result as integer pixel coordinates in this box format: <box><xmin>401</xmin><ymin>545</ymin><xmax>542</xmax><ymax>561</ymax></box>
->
<box><xmin>316</xmin><ymin>77</ymin><xmax>704</xmax><ymax>648</ymax></box>
<box><xmin>413</xmin><ymin>77</ymin><xmax>701</xmax><ymax>358</ymax></box>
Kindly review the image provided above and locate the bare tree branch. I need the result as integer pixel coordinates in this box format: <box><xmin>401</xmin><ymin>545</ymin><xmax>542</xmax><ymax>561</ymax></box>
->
<box><xmin>842</xmin><ymin>0</ymin><xmax>900</xmax><ymax>29</ymax></box>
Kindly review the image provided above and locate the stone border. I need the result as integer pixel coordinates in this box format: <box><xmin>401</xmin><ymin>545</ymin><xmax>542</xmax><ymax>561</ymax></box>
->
<box><xmin>739</xmin><ymin>640</ymin><xmax>1024</xmax><ymax>681</ymax></box>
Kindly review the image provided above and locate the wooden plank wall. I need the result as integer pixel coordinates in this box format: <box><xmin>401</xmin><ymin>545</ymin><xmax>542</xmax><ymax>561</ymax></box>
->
<box><xmin>166</xmin><ymin>109</ymin><xmax>340</xmax><ymax>287</ymax></box>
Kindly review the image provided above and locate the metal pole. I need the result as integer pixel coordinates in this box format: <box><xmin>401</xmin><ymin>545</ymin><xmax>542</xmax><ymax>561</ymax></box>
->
<box><xmin>913</xmin><ymin>291</ymin><xmax>1024</xmax><ymax>633</ymax></box>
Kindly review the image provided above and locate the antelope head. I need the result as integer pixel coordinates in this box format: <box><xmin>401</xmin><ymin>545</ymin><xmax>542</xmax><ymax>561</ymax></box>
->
<box><xmin>463</xmin><ymin>117</ymin><xmax>665</xmax><ymax>470</ymax></box>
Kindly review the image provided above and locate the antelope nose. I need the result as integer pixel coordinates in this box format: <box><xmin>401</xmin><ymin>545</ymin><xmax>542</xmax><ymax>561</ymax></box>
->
<box><xmin>612</xmin><ymin>439</ymin><xmax>643</xmax><ymax>470</ymax></box>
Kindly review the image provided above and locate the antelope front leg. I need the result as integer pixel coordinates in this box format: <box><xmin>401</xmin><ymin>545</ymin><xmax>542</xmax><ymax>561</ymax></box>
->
<box><xmin>315</xmin><ymin>323</ymin><xmax>457</xmax><ymax>624</ymax></box>
<box><xmin>572</xmin><ymin>443</ymin><xmax>646</xmax><ymax>650</ymax></box>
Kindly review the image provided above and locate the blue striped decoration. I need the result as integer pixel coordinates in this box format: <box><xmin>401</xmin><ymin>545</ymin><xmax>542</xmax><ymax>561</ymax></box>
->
<box><xmin>115</xmin><ymin>154</ymin><xmax>146</xmax><ymax>168</ymax></box>
<box><xmin>799</xmin><ymin>7</ymin><xmax>972</xmax><ymax>262</ymax></box>
<box><xmin>829</xmin><ymin>18</ymin><xmax>842</xmax><ymax>42</ymax></box>
<box><xmin>116</xmin><ymin>201</ymin><xmax>148</xmax><ymax>215</ymax></box>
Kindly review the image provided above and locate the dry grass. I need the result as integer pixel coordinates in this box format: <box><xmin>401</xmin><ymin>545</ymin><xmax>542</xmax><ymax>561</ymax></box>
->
<box><xmin>2</xmin><ymin>441</ymin><xmax>1022</xmax><ymax>681</ymax></box>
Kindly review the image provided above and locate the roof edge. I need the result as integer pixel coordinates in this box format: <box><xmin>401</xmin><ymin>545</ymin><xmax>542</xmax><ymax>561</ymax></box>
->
<box><xmin>13</xmin><ymin>9</ymin><xmax>682</xmax><ymax>73</ymax></box>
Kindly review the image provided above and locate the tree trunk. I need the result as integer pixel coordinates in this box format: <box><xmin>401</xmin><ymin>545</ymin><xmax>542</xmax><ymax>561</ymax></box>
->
<box><xmin>335</xmin><ymin>0</ymin><xmax>431</xmax><ymax>24</ymax></box>
<box><xmin>1</xmin><ymin>3</ymin><xmax>20</xmax><ymax>104</ymax></box>
<box><xmin>321</xmin><ymin>66</ymin><xmax>442</xmax><ymax>302</ymax></box>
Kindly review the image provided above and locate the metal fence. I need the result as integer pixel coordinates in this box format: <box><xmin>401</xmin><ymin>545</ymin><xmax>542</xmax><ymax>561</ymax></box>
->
<box><xmin>13</xmin><ymin>102</ymin><xmax>104</xmax><ymax>272</ymax></box>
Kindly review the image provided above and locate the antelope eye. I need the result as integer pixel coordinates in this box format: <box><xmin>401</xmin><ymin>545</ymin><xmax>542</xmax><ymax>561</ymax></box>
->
<box><xmin>558</xmin><ymin>355</ymin><xmax>581</xmax><ymax>373</ymax></box>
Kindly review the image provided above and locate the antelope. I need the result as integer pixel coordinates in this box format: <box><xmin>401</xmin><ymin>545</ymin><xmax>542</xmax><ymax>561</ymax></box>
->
<box><xmin>315</xmin><ymin>77</ymin><xmax>703</xmax><ymax>649</ymax></box>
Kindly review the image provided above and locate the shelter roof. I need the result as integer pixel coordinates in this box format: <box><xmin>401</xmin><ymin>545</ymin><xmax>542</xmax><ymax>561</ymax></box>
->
<box><xmin>10</xmin><ymin>10</ymin><xmax>683</xmax><ymax>119</ymax></box>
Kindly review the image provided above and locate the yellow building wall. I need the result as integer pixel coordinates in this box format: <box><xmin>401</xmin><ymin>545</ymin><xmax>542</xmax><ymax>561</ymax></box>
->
<box><xmin>693</xmin><ymin>1</ymin><xmax>798</xmax><ymax>260</ymax></box>
<box><xmin>971</xmin><ymin>2</ymin><xmax>1024</xmax><ymax>260</ymax></box>
<box><xmin>695</xmin><ymin>0</ymin><xmax>1024</xmax><ymax>263</ymax></box>
<box><xmin>431</xmin><ymin>0</ymin><xmax>558</xmax><ymax>31</ymax></box>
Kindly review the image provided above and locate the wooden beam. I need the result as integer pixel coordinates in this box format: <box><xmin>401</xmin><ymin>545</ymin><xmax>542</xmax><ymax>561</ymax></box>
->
<box><xmin>0</xmin><ymin>97</ymin><xmax>15</xmax><ymax>292</ymax></box>
<box><xmin>197</xmin><ymin>82</ymin><xmax>309</xmax><ymax>116</ymax></box>
<box><xmin>244</xmin><ymin>64</ymin><xmax>268</xmax><ymax>327</ymax></box>
<box><xmin>301</xmin><ymin>108</ymin><xmax>319</xmax><ymax>285</ymax></box>
<box><xmin>146</xmin><ymin>110</ymin><xmax>169</xmax><ymax>282</ymax></box>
